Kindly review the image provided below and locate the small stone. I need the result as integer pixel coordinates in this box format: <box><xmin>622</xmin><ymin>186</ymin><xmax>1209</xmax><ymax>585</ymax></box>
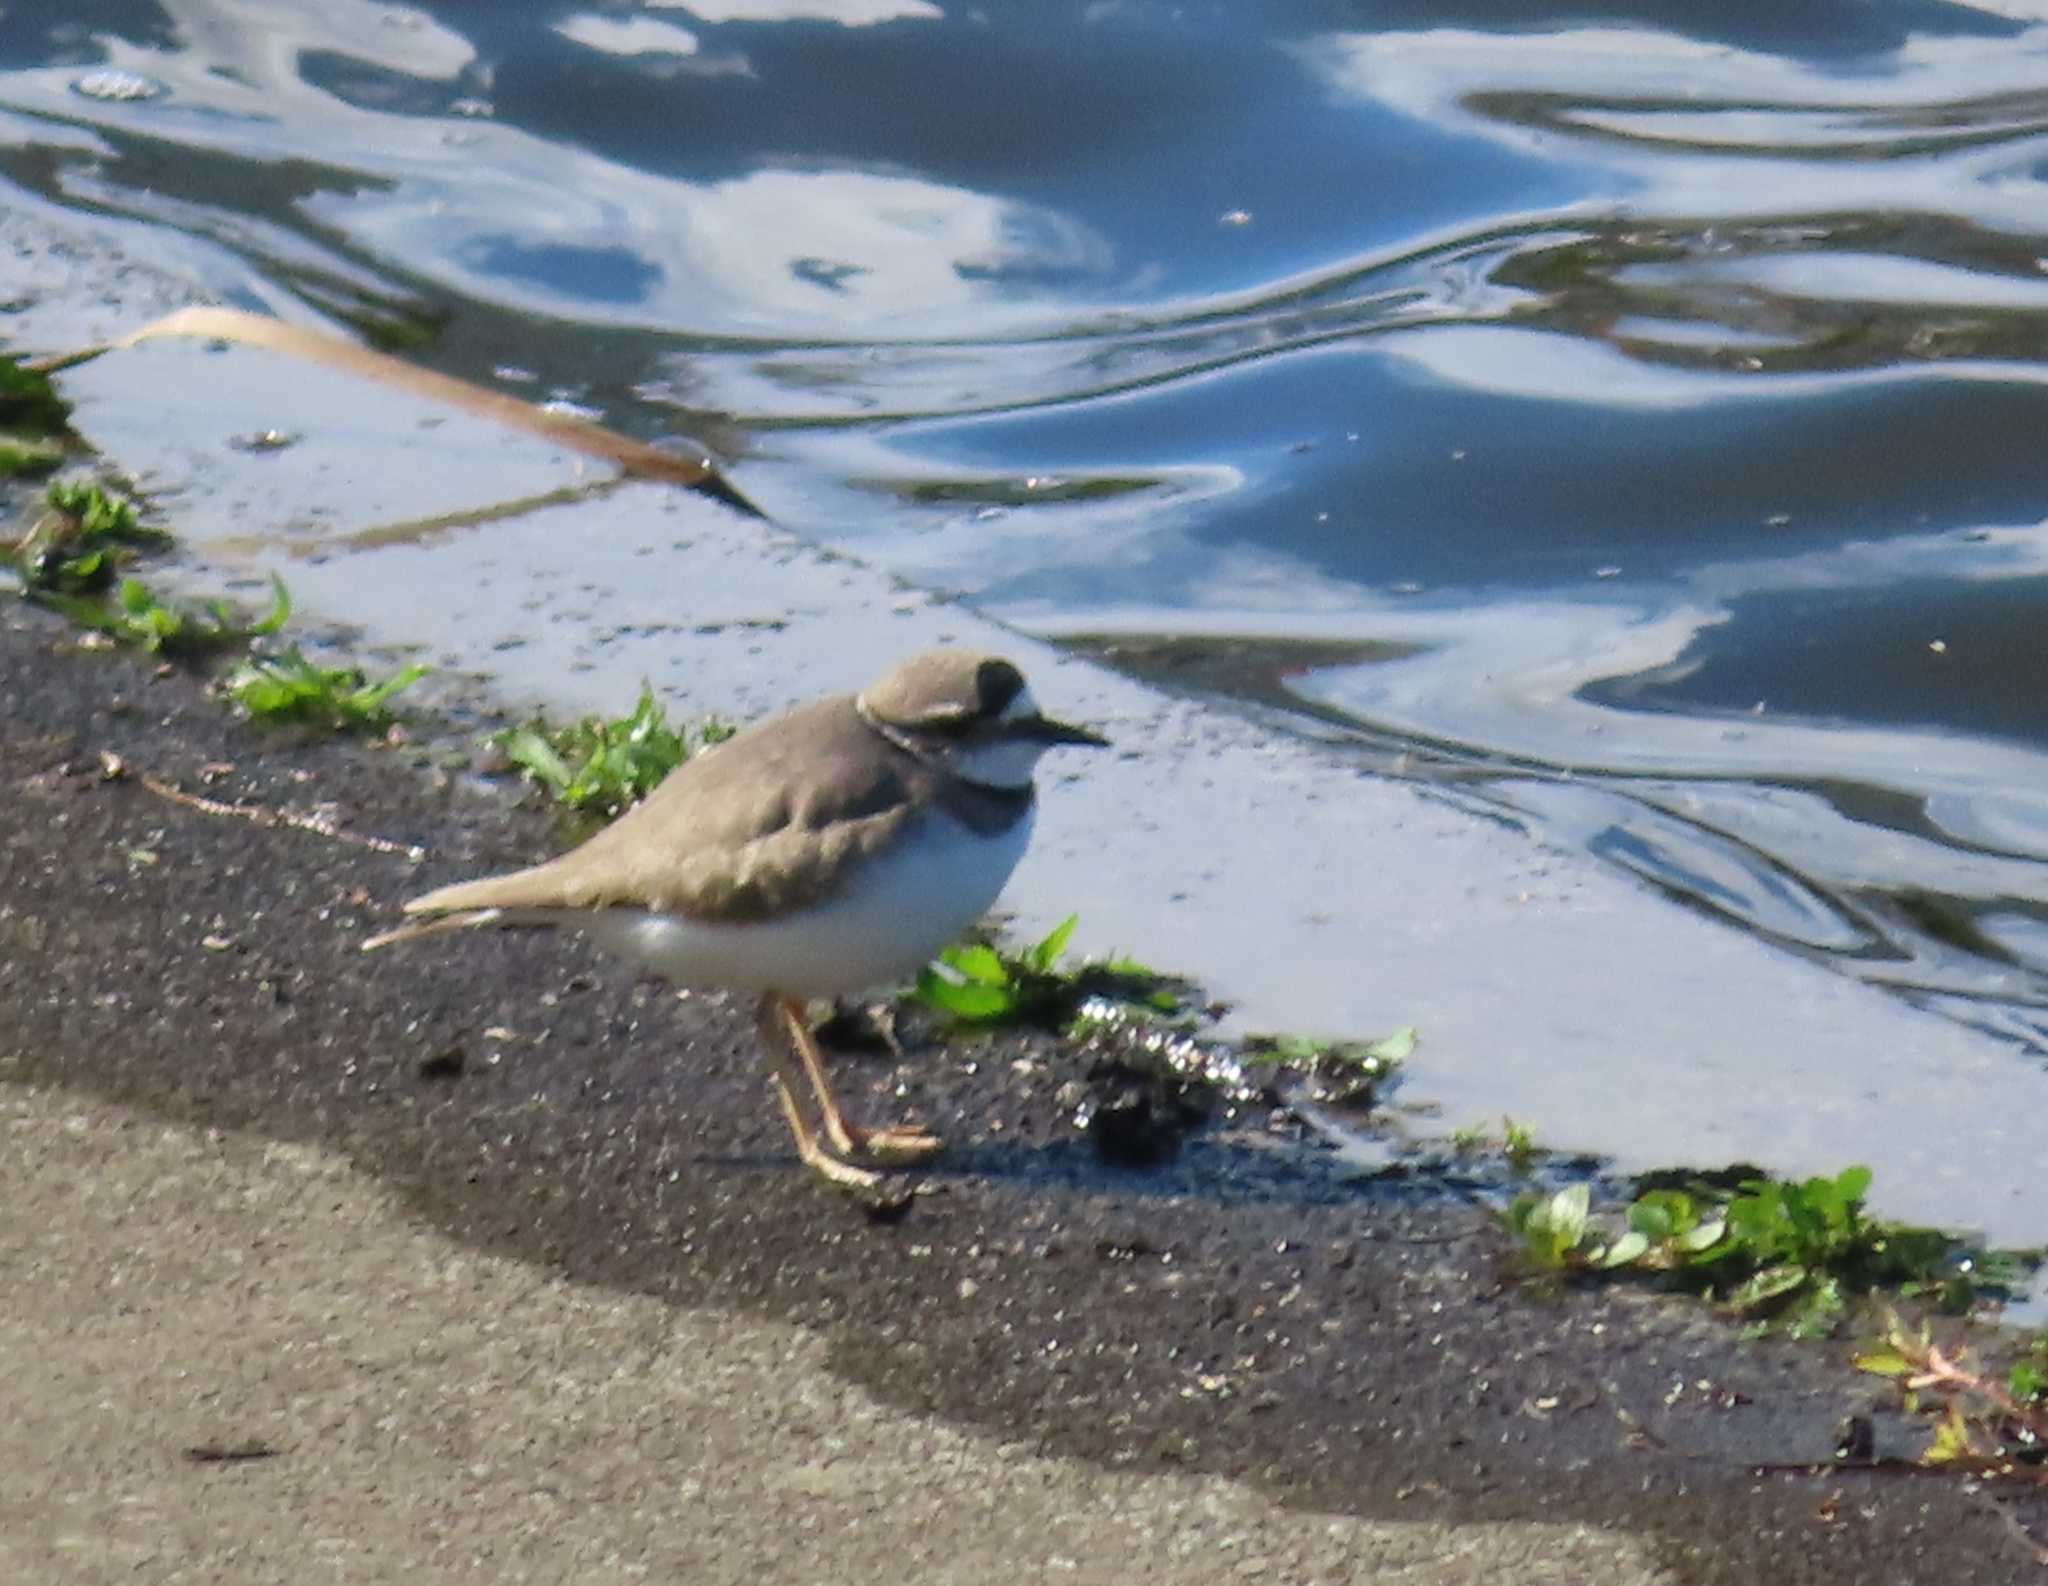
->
<box><xmin>74</xmin><ymin>69</ymin><xmax>161</xmax><ymax>102</ymax></box>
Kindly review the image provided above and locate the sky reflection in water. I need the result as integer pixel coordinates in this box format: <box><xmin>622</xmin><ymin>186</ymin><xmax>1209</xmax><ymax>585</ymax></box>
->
<box><xmin>4</xmin><ymin>1</ymin><xmax>2048</xmax><ymax>1045</ymax></box>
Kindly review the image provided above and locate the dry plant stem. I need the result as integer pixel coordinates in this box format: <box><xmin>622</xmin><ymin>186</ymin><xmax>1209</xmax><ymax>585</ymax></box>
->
<box><xmin>1869</xmin><ymin>1318</ymin><xmax>2048</xmax><ymax>1490</ymax></box>
<box><xmin>1915</xmin><ymin>1342</ymin><xmax>2045</xmax><ymax>1433</ymax></box>
<box><xmin>771</xmin><ymin>993</ymin><xmax>942</xmax><ymax>1164</ymax></box>
<box><xmin>138</xmin><ymin>772</ymin><xmax>425</xmax><ymax>860</ymax></box>
<box><xmin>30</xmin><ymin>306</ymin><xmax>749</xmax><ymax>499</ymax></box>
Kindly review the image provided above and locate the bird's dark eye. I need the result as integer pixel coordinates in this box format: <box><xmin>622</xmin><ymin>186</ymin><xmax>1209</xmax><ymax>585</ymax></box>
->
<box><xmin>973</xmin><ymin>658</ymin><xmax>1027</xmax><ymax>715</ymax></box>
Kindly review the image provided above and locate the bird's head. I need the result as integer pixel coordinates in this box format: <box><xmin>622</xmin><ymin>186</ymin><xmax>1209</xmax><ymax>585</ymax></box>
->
<box><xmin>857</xmin><ymin>650</ymin><xmax>1108</xmax><ymax>790</ymax></box>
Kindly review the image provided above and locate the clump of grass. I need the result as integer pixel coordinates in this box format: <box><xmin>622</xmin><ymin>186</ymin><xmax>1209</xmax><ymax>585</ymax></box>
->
<box><xmin>912</xmin><ymin>913</ymin><xmax>1193</xmax><ymax>1029</ymax></box>
<box><xmin>0</xmin><ymin>357</ymin><xmax>71</xmax><ymax>475</ymax></box>
<box><xmin>1446</xmin><ymin>1115</ymin><xmax>1542</xmax><ymax>1171</ymax></box>
<box><xmin>493</xmin><ymin>683</ymin><xmax>734</xmax><ymax>817</ymax></box>
<box><xmin>0</xmin><ymin>435</ymin><xmax>63</xmax><ymax>478</ymax></box>
<box><xmin>35</xmin><ymin>571</ymin><xmax>290</xmax><ymax>657</ymax></box>
<box><xmin>8</xmin><ymin>480</ymin><xmax>169</xmax><ymax>593</ymax></box>
<box><xmin>0</xmin><ymin>356</ymin><xmax>70</xmax><ymax>435</ymax></box>
<box><xmin>1239</xmin><ymin>1026</ymin><xmax>1414</xmax><ymax>1109</ymax></box>
<box><xmin>1503</xmin><ymin>1117</ymin><xmax>1540</xmax><ymax>1173</ymax></box>
<box><xmin>225</xmin><ymin>645</ymin><xmax>428</xmax><ymax>731</ymax></box>
<box><xmin>10</xmin><ymin>473</ymin><xmax>415</xmax><ymax>737</ymax></box>
<box><xmin>1507</xmin><ymin>1165</ymin><xmax>2036</xmax><ymax>1338</ymax></box>
<box><xmin>2013</xmin><ymin>1333</ymin><xmax>2048</xmax><ymax>1409</ymax></box>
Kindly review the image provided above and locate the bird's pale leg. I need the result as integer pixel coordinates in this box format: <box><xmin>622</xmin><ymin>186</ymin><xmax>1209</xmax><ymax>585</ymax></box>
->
<box><xmin>772</xmin><ymin>994</ymin><xmax>943</xmax><ymax>1164</ymax></box>
<box><xmin>769</xmin><ymin>1070</ymin><xmax>890</xmax><ymax>1193</ymax></box>
<box><xmin>755</xmin><ymin>993</ymin><xmax>884</xmax><ymax>1192</ymax></box>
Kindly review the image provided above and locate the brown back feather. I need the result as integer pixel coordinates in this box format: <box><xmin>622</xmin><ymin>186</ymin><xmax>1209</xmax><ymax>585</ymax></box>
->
<box><xmin>403</xmin><ymin>694</ymin><xmax>1023</xmax><ymax>924</ymax></box>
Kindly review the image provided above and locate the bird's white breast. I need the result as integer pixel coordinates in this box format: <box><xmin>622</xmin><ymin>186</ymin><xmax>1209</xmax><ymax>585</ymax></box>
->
<box><xmin>572</xmin><ymin>803</ymin><xmax>1037</xmax><ymax>998</ymax></box>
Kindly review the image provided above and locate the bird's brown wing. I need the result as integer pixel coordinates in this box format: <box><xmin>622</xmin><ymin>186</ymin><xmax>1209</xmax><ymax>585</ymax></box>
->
<box><xmin>402</xmin><ymin>695</ymin><xmax>926</xmax><ymax>924</ymax></box>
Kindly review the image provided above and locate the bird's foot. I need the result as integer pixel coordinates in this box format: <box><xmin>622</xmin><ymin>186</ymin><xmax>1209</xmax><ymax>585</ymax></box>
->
<box><xmin>793</xmin><ymin>1136</ymin><xmax>918</xmax><ymax>1217</ymax></box>
<box><xmin>772</xmin><ymin>1070</ymin><xmax>920</xmax><ymax>1213</ymax></box>
<box><xmin>847</xmin><ymin>1120</ymin><xmax>945</xmax><ymax>1166</ymax></box>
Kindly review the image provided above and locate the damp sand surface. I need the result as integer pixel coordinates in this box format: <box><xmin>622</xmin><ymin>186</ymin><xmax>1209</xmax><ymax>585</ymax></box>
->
<box><xmin>1</xmin><ymin>605</ymin><xmax>2042</xmax><ymax>1584</ymax></box>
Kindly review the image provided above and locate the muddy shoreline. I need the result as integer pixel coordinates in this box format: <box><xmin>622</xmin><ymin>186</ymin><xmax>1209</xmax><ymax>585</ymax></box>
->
<box><xmin>2</xmin><ymin>596</ymin><xmax>2042</xmax><ymax>1582</ymax></box>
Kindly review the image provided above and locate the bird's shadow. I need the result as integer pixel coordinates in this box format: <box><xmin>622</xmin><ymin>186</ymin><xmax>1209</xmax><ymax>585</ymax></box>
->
<box><xmin>699</xmin><ymin>1129</ymin><xmax>1508</xmax><ymax>1213</ymax></box>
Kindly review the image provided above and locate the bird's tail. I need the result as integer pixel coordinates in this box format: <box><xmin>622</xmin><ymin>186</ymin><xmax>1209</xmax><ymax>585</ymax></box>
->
<box><xmin>360</xmin><ymin>907</ymin><xmax>505</xmax><ymax>952</ymax></box>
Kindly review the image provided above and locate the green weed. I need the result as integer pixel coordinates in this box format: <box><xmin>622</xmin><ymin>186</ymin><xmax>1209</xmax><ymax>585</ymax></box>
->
<box><xmin>225</xmin><ymin>645</ymin><xmax>428</xmax><ymax>730</ymax></box>
<box><xmin>1240</xmin><ymin>1026</ymin><xmax>1414</xmax><ymax>1108</ymax></box>
<box><xmin>1507</xmin><ymin>1165</ymin><xmax>2034</xmax><ymax>1338</ymax></box>
<box><xmin>10</xmin><ymin>473</ymin><xmax>412</xmax><ymax>735</ymax></box>
<box><xmin>1855</xmin><ymin>1311</ymin><xmax>2048</xmax><ymax>1486</ymax></box>
<box><xmin>0</xmin><ymin>356</ymin><xmax>71</xmax><ymax>445</ymax></box>
<box><xmin>36</xmin><ymin>572</ymin><xmax>290</xmax><ymax>656</ymax></box>
<box><xmin>9</xmin><ymin>480</ymin><xmax>168</xmax><ymax>593</ymax></box>
<box><xmin>493</xmin><ymin>683</ymin><xmax>734</xmax><ymax>817</ymax></box>
<box><xmin>1503</xmin><ymin>1117</ymin><xmax>1540</xmax><ymax>1173</ymax></box>
<box><xmin>913</xmin><ymin>914</ymin><xmax>1192</xmax><ymax>1029</ymax></box>
<box><xmin>1444</xmin><ymin>1115</ymin><xmax>1542</xmax><ymax>1166</ymax></box>
<box><xmin>1506</xmin><ymin>1182</ymin><xmax>1605</xmax><ymax>1272</ymax></box>
<box><xmin>0</xmin><ymin>437</ymin><xmax>64</xmax><ymax>478</ymax></box>
<box><xmin>2010</xmin><ymin>1334</ymin><xmax>2048</xmax><ymax>1408</ymax></box>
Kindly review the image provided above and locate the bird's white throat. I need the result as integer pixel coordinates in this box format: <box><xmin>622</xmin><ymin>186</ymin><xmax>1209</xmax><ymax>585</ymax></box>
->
<box><xmin>947</xmin><ymin>682</ymin><xmax>1050</xmax><ymax>790</ymax></box>
<box><xmin>950</xmin><ymin>734</ymin><xmax>1051</xmax><ymax>791</ymax></box>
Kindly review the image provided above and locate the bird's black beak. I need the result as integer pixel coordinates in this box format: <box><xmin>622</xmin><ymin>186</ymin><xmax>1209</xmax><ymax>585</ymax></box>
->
<box><xmin>1026</xmin><ymin>714</ymin><xmax>1110</xmax><ymax>748</ymax></box>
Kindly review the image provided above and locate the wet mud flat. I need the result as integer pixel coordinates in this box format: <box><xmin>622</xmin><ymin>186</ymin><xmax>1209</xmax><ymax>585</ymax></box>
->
<box><xmin>0</xmin><ymin>601</ymin><xmax>2041</xmax><ymax>1584</ymax></box>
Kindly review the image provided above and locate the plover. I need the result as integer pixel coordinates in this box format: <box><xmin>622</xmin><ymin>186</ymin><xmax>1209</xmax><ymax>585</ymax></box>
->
<box><xmin>365</xmin><ymin>649</ymin><xmax>1107</xmax><ymax>1195</ymax></box>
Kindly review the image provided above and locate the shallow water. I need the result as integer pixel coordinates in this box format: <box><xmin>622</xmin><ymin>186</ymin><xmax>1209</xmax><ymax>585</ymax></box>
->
<box><xmin>5</xmin><ymin>4</ymin><xmax>2048</xmax><ymax>1096</ymax></box>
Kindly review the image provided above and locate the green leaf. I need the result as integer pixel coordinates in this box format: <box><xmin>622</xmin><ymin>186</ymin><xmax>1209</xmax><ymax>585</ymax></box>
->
<box><xmin>1921</xmin><ymin>1404</ymin><xmax>1975</xmax><ymax>1466</ymax></box>
<box><xmin>246</xmin><ymin>573</ymin><xmax>291</xmax><ymax>636</ymax></box>
<box><xmin>907</xmin><ymin>914</ymin><xmax>1208</xmax><ymax>1032</ymax></box>
<box><xmin>1027</xmin><ymin>913</ymin><xmax>1078</xmax><ymax>974</ymax></box>
<box><xmin>1786</xmin><ymin>1277</ymin><xmax>1846</xmax><ymax>1339</ymax></box>
<box><xmin>350</xmin><ymin>661</ymin><xmax>428</xmax><ymax>713</ymax></box>
<box><xmin>1832</xmin><ymin>1164</ymin><xmax>1873</xmax><ymax>1207</ymax></box>
<box><xmin>1677</xmin><ymin>1215</ymin><xmax>1729</xmax><ymax>1255</ymax></box>
<box><xmin>499</xmin><ymin>727</ymin><xmax>574</xmax><ymax>793</ymax></box>
<box><xmin>1628</xmin><ymin>1189</ymin><xmax>1695</xmax><ymax>1242</ymax></box>
<box><xmin>1598</xmin><ymin>1230</ymin><xmax>1651</xmax><ymax>1269</ymax></box>
<box><xmin>1727</xmin><ymin>1263</ymin><xmax>1808</xmax><ymax>1313</ymax></box>
<box><xmin>940</xmin><ymin>943</ymin><xmax>1011</xmax><ymax>988</ymax></box>
<box><xmin>226</xmin><ymin>644</ymin><xmax>425</xmax><ymax>729</ymax></box>
<box><xmin>1506</xmin><ymin>1192</ymin><xmax>1576</xmax><ymax>1269</ymax></box>
<box><xmin>1240</xmin><ymin>1034</ymin><xmax>1316</xmax><ymax>1067</ymax></box>
<box><xmin>913</xmin><ymin>966</ymin><xmax>1014</xmax><ymax>1020</ymax></box>
<box><xmin>488</xmin><ymin>683</ymin><xmax>718</xmax><ymax>816</ymax></box>
<box><xmin>1364</xmin><ymin>1025</ymin><xmax>1418</xmax><ymax>1064</ymax></box>
<box><xmin>1547</xmin><ymin>1183</ymin><xmax>1590</xmax><ymax>1247</ymax></box>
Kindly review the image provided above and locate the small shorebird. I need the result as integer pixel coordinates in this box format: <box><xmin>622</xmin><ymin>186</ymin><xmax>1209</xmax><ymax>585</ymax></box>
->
<box><xmin>365</xmin><ymin>649</ymin><xmax>1107</xmax><ymax>1195</ymax></box>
